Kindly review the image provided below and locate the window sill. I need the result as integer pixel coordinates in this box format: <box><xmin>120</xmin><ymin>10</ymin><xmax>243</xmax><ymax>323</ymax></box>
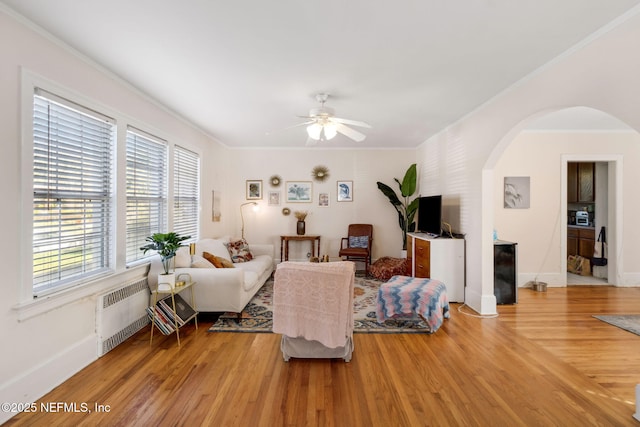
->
<box><xmin>13</xmin><ymin>263</ymin><xmax>149</xmax><ymax>322</ymax></box>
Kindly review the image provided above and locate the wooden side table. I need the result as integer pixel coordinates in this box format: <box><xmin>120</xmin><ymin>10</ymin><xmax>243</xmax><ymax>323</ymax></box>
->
<box><xmin>280</xmin><ymin>235</ymin><xmax>321</xmax><ymax>261</ymax></box>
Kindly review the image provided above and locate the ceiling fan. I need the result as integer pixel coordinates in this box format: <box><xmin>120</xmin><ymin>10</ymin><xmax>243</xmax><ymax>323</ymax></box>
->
<box><xmin>295</xmin><ymin>93</ymin><xmax>371</xmax><ymax>145</ymax></box>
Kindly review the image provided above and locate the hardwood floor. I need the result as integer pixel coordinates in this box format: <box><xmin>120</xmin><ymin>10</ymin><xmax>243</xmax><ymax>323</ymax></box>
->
<box><xmin>6</xmin><ymin>286</ymin><xmax>640</xmax><ymax>426</ymax></box>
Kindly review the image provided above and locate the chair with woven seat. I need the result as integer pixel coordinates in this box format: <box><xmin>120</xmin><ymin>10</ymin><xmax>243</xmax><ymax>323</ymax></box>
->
<box><xmin>339</xmin><ymin>224</ymin><xmax>373</xmax><ymax>275</ymax></box>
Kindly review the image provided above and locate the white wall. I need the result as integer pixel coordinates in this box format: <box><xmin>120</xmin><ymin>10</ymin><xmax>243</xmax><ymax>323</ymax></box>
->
<box><xmin>493</xmin><ymin>131</ymin><xmax>640</xmax><ymax>286</ymax></box>
<box><xmin>0</xmin><ymin>10</ymin><xmax>227</xmax><ymax>423</ymax></box>
<box><xmin>224</xmin><ymin>148</ymin><xmax>416</xmax><ymax>262</ymax></box>
<box><xmin>417</xmin><ymin>8</ymin><xmax>640</xmax><ymax>314</ymax></box>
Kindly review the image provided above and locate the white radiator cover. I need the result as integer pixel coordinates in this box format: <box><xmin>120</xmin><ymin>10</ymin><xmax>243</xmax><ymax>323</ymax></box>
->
<box><xmin>96</xmin><ymin>277</ymin><xmax>150</xmax><ymax>356</ymax></box>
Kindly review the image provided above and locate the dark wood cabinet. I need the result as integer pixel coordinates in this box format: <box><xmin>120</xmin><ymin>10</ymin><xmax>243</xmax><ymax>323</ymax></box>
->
<box><xmin>567</xmin><ymin>226</ymin><xmax>595</xmax><ymax>259</ymax></box>
<box><xmin>568</xmin><ymin>162</ymin><xmax>595</xmax><ymax>203</ymax></box>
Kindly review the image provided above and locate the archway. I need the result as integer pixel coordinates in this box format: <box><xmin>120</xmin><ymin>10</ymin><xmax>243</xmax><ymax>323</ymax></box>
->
<box><xmin>482</xmin><ymin>107</ymin><xmax>634</xmax><ymax>304</ymax></box>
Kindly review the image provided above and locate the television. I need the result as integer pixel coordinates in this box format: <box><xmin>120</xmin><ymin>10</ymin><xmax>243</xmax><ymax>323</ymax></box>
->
<box><xmin>417</xmin><ymin>195</ymin><xmax>442</xmax><ymax>236</ymax></box>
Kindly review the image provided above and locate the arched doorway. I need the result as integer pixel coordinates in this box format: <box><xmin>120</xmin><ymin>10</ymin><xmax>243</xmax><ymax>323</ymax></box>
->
<box><xmin>485</xmin><ymin>107</ymin><xmax>634</xmax><ymax>293</ymax></box>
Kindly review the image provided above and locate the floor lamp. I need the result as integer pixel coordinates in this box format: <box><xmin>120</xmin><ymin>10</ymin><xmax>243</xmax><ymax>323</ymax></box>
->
<box><xmin>240</xmin><ymin>202</ymin><xmax>258</xmax><ymax>240</ymax></box>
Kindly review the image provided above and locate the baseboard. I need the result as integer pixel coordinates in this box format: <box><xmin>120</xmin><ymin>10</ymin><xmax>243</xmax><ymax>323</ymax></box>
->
<box><xmin>0</xmin><ymin>334</ymin><xmax>96</xmax><ymax>424</ymax></box>
<box><xmin>519</xmin><ymin>272</ymin><xmax>566</xmax><ymax>287</ymax></box>
<box><xmin>464</xmin><ymin>287</ymin><xmax>497</xmax><ymax>315</ymax></box>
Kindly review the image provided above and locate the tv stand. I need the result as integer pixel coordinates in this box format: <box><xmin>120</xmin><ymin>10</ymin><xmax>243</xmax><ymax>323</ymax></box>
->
<box><xmin>407</xmin><ymin>233</ymin><xmax>465</xmax><ymax>302</ymax></box>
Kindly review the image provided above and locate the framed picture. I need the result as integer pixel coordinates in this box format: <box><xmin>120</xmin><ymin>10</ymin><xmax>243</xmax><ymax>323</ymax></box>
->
<box><xmin>268</xmin><ymin>191</ymin><xmax>281</xmax><ymax>206</ymax></box>
<box><xmin>337</xmin><ymin>180</ymin><xmax>353</xmax><ymax>202</ymax></box>
<box><xmin>504</xmin><ymin>176</ymin><xmax>530</xmax><ymax>209</ymax></box>
<box><xmin>286</xmin><ymin>181</ymin><xmax>312</xmax><ymax>203</ymax></box>
<box><xmin>318</xmin><ymin>192</ymin><xmax>330</xmax><ymax>207</ymax></box>
<box><xmin>246</xmin><ymin>180</ymin><xmax>262</xmax><ymax>200</ymax></box>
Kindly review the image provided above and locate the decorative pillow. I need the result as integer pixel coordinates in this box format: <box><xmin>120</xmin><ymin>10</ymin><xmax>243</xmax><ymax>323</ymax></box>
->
<box><xmin>349</xmin><ymin>236</ymin><xmax>369</xmax><ymax>248</ymax></box>
<box><xmin>191</xmin><ymin>254</ymin><xmax>215</xmax><ymax>268</ymax></box>
<box><xmin>174</xmin><ymin>246</ymin><xmax>191</xmax><ymax>268</ymax></box>
<box><xmin>203</xmin><ymin>252</ymin><xmax>235</xmax><ymax>268</ymax></box>
<box><xmin>225</xmin><ymin>238</ymin><xmax>254</xmax><ymax>263</ymax></box>
<box><xmin>203</xmin><ymin>251</ymin><xmax>224</xmax><ymax>268</ymax></box>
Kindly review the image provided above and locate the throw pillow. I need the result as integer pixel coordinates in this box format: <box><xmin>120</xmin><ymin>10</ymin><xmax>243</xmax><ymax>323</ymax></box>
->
<box><xmin>191</xmin><ymin>254</ymin><xmax>215</xmax><ymax>268</ymax></box>
<box><xmin>203</xmin><ymin>251</ymin><xmax>224</xmax><ymax>268</ymax></box>
<box><xmin>174</xmin><ymin>246</ymin><xmax>191</xmax><ymax>268</ymax></box>
<box><xmin>225</xmin><ymin>238</ymin><xmax>254</xmax><ymax>263</ymax></box>
<box><xmin>349</xmin><ymin>236</ymin><xmax>369</xmax><ymax>248</ymax></box>
<box><xmin>202</xmin><ymin>252</ymin><xmax>235</xmax><ymax>268</ymax></box>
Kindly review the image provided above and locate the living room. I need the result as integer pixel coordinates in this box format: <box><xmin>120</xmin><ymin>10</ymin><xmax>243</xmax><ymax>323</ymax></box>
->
<box><xmin>3</xmin><ymin>2</ymin><xmax>640</xmax><ymax>424</ymax></box>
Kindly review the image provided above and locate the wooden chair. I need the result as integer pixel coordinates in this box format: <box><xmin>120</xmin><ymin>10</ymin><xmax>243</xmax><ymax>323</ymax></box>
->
<box><xmin>339</xmin><ymin>224</ymin><xmax>373</xmax><ymax>274</ymax></box>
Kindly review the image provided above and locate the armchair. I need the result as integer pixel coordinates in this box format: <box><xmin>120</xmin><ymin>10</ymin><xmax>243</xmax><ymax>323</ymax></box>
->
<box><xmin>338</xmin><ymin>224</ymin><xmax>373</xmax><ymax>274</ymax></box>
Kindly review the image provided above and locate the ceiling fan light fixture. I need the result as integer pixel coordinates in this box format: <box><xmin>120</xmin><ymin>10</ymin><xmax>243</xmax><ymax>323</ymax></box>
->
<box><xmin>307</xmin><ymin>123</ymin><xmax>322</xmax><ymax>140</ymax></box>
<box><xmin>323</xmin><ymin>122</ymin><xmax>337</xmax><ymax>140</ymax></box>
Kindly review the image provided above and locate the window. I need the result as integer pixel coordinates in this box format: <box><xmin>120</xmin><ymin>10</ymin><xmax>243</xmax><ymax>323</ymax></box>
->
<box><xmin>173</xmin><ymin>145</ymin><xmax>200</xmax><ymax>240</ymax></box>
<box><xmin>32</xmin><ymin>89</ymin><xmax>115</xmax><ymax>295</ymax></box>
<box><xmin>126</xmin><ymin>128</ymin><xmax>168</xmax><ymax>264</ymax></box>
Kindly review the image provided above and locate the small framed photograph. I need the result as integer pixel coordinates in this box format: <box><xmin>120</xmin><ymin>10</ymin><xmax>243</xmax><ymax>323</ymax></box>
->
<box><xmin>268</xmin><ymin>191</ymin><xmax>281</xmax><ymax>206</ymax></box>
<box><xmin>318</xmin><ymin>192</ymin><xmax>330</xmax><ymax>207</ymax></box>
<box><xmin>246</xmin><ymin>180</ymin><xmax>262</xmax><ymax>200</ymax></box>
<box><xmin>286</xmin><ymin>181</ymin><xmax>312</xmax><ymax>203</ymax></box>
<box><xmin>504</xmin><ymin>176</ymin><xmax>530</xmax><ymax>209</ymax></box>
<box><xmin>337</xmin><ymin>180</ymin><xmax>353</xmax><ymax>202</ymax></box>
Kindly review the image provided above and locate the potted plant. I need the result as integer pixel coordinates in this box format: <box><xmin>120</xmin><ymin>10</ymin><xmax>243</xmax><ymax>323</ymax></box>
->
<box><xmin>140</xmin><ymin>232</ymin><xmax>191</xmax><ymax>287</ymax></box>
<box><xmin>376</xmin><ymin>163</ymin><xmax>419</xmax><ymax>254</ymax></box>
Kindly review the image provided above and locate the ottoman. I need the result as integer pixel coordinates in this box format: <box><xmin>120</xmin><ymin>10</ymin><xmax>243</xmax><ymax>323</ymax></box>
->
<box><xmin>376</xmin><ymin>275</ymin><xmax>450</xmax><ymax>333</ymax></box>
<box><xmin>369</xmin><ymin>256</ymin><xmax>409</xmax><ymax>280</ymax></box>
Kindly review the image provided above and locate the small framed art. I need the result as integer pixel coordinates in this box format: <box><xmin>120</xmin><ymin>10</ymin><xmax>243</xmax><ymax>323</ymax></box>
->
<box><xmin>337</xmin><ymin>180</ymin><xmax>353</xmax><ymax>202</ymax></box>
<box><xmin>318</xmin><ymin>192</ymin><xmax>329</xmax><ymax>207</ymax></box>
<box><xmin>286</xmin><ymin>181</ymin><xmax>312</xmax><ymax>203</ymax></box>
<box><xmin>246</xmin><ymin>180</ymin><xmax>262</xmax><ymax>200</ymax></box>
<box><xmin>268</xmin><ymin>191</ymin><xmax>281</xmax><ymax>206</ymax></box>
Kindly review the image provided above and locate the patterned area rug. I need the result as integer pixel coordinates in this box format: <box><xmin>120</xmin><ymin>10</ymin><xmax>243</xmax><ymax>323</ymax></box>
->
<box><xmin>208</xmin><ymin>276</ymin><xmax>431</xmax><ymax>333</ymax></box>
<box><xmin>593</xmin><ymin>314</ymin><xmax>640</xmax><ymax>336</ymax></box>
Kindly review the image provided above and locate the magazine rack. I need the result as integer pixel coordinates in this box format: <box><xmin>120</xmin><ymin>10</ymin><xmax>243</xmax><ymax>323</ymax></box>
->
<box><xmin>148</xmin><ymin>273</ymin><xmax>198</xmax><ymax>347</ymax></box>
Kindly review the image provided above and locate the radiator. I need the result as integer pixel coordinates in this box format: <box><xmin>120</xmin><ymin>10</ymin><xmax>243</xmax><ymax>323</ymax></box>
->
<box><xmin>96</xmin><ymin>277</ymin><xmax>150</xmax><ymax>356</ymax></box>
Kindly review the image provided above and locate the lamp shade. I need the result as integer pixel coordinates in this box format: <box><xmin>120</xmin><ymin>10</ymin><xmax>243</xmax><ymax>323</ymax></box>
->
<box><xmin>323</xmin><ymin>122</ymin><xmax>337</xmax><ymax>140</ymax></box>
<box><xmin>307</xmin><ymin>123</ymin><xmax>322</xmax><ymax>140</ymax></box>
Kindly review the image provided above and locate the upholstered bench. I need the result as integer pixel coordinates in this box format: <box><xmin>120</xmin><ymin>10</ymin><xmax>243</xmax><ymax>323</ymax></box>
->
<box><xmin>369</xmin><ymin>256</ymin><xmax>409</xmax><ymax>280</ymax></box>
<box><xmin>376</xmin><ymin>275</ymin><xmax>450</xmax><ymax>333</ymax></box>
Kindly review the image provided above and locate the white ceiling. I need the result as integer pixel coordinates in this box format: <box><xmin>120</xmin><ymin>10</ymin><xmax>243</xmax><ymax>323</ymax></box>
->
<box><xmin>3</xmin><ymin>0</ymin><xmax>639</xmax><ymax>148</ymax></box>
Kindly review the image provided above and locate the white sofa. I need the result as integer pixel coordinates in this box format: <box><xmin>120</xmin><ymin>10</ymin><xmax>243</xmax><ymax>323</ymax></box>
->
<box><xmin>147</xmin><ymin>238</ymin><xmax>274</xmax><ymax>313</ymax></box>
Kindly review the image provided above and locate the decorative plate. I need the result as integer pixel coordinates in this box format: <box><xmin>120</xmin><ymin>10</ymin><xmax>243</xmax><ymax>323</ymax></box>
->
<box><xmin>282</xmin><ymin>207</ymin><xmax>291</xmax><ymax>216</ymax></box>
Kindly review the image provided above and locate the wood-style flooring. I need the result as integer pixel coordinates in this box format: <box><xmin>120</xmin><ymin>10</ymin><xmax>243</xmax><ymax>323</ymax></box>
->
<box><xmin>5</xmin><ymin>285</ymin><xmax>640</xmax><ymax>426</ymax></box>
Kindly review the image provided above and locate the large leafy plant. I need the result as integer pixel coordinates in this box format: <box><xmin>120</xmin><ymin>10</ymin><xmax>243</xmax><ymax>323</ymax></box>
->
<box><xmin>140</xmin><ymin>232</ymin><xmax>191</xmax><ymax>274</ymax></box>
<box><xmin>376</xmin><ymin>163</ymin><xmax>419</xmax><ymax>250</ymax></box>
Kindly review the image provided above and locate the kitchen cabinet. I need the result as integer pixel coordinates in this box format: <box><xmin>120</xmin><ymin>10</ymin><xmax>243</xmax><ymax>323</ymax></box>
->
<box><xmin>567</xmin><ymin>226</ymin><xmax>595</xmax><ymax>259</ymax></box>
<box><xmin>568</xmin><ymin>162</ymin><xmax>595</xmax><ymax>203</ymax></box>
<box><xmin>407</xmin><ymin>233</ymin><xmax>465</xmax><ymax>302</ymax></box>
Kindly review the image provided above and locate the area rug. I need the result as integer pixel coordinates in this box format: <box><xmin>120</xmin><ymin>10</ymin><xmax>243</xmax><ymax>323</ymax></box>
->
<box><xmin>208</xmin><ymin>277</ymin><xmax>432</xmax><ymax>334</ymax></box>
<box><xmin>593</xmin><ymin>314</ymin><xmax>640</xmax><ymax>336</ymax></box>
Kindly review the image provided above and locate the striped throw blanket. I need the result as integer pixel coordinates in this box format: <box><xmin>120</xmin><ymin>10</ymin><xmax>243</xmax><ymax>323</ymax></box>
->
<box><xmin>376</xmin><ymin>275</ymin><xmax>450</xmax><ymax>333</ymax></box>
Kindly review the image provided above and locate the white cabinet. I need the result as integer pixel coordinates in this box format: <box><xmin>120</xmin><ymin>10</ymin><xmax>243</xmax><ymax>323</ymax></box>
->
<box><xmin>407</xmin><ymin>233</ymin><xmax>465</xmax><ymax>302</ymax></box>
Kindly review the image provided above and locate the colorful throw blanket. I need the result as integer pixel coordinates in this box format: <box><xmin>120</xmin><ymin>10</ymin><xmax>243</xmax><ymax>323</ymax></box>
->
<box><xmin>376</xmin><ymin>275</ymin><xmax>450</xmax><ymax>333</ymax></box>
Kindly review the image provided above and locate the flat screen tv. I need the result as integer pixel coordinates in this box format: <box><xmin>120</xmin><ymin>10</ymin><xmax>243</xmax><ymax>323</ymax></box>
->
<box><xmin>417</xmin><ymin>195</ymin><xmax>442</xmax><ymax>236</ymax></box>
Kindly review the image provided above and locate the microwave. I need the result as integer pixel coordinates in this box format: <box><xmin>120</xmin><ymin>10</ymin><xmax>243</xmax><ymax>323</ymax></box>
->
<box><xmin>576</xmin><ymin>211</ymin><xmax>589</xmax><ymax>226</ymax></box>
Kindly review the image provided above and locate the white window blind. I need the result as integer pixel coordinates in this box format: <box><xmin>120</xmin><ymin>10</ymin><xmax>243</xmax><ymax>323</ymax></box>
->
<box><xmin>32</xmin><ymin>89</ymin><xmax>115</xmax><ymax>294</ymax></box>
<box><xmin>173</xmin><ymin>145</ymin><xmax>200</xmax><ymax>240</ymax></box>
<box><xmin>126</xmin><ymin>128</ymin><xmax>168</xmax><ymax>264</ymax></box>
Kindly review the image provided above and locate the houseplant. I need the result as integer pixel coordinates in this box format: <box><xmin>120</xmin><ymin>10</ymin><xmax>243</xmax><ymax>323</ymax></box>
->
<box><xmin>376</xmin><ymin>163</ymin><xmax>419</xmax><ymax>252</ymax></box>
<box><xmin>140</xmin><ymin>232</ymin><xmax>191</xmax><ymax>287</ymax></box>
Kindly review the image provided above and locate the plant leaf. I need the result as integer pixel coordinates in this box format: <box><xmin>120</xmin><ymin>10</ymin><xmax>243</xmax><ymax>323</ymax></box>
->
<box><xmin>377</xmin><ymin>182</ymin><xmax>402</xmax><ymax>206</ymax></box>
<box><xmin>400</xmin><ymin>163</ymin><xmax>417</xmax><ymax>197</ymax></box>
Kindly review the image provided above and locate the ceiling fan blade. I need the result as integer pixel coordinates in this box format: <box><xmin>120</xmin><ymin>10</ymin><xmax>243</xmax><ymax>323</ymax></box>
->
<box><xmin>267</xmin><ymin>120</ymin><xmax>314</xmax><ymax>135</ymax></box>
<box><xmin>331</xmin><ymin>117</ymin><xmax>371</xmax><ymax>128</ymax></box>
<box><xmin>335</xmin><ymin>123</ymin><xmax>366</xmax><ymax>142</ymax></box>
